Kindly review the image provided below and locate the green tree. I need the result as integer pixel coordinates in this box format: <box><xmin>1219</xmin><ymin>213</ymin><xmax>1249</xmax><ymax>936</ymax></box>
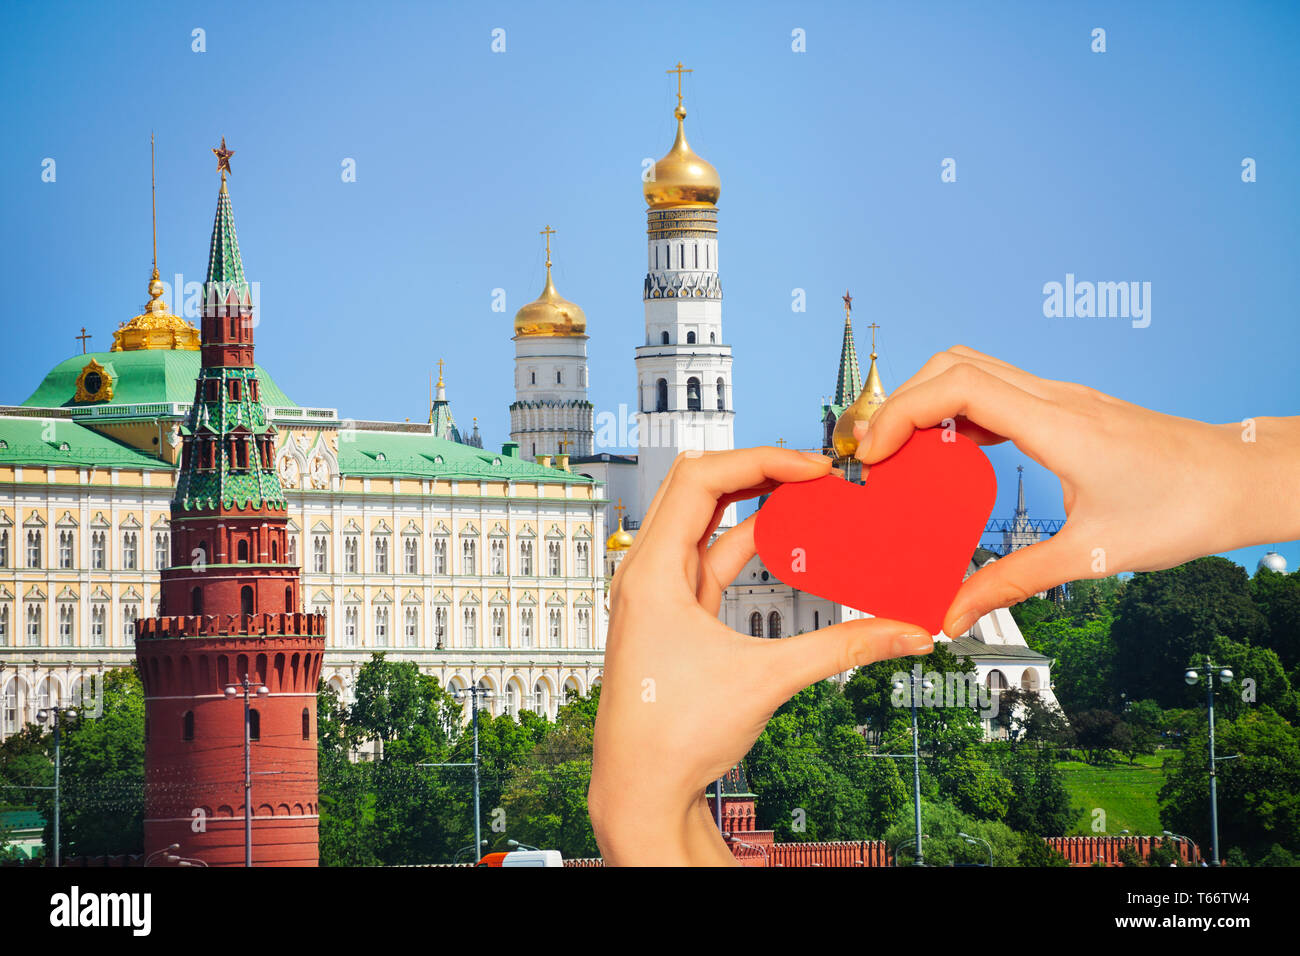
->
<box><xmin>1251</xmin><ymin>567</ymin><xmax>1300</xmax><ymax>670</ymax></box>
<box><xmin>1159</xmin><ymin>707</ymin><xmax>1300</xmax><ymax>863</ymax></box>
<box><xmin>501</xmin><ymin>688</ymin><xmax>601</xmax><ymax>858</ymax></box>
<box><xmin>884</xmin><ymin>800</ymin><xmax>1021</xmax><ymax>866</ymax></box>
<box><xmin>1112</xmin><ymin>558</ymin><xmax>1267</xmax><ymax>707</ymax></box>
<box><xmin>34</xmin><ymin>668</ymin><xmax>145</xmax><ymax>856</ymax></box>
<box><xmin>1022</xmin><ymin>617</ymin><xmax>1116</xmax><ymax>712</ymax></box>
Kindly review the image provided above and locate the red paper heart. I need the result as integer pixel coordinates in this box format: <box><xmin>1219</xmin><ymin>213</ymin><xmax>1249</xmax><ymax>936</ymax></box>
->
<box><xmin>754</xmin><ymin>428</ymin><xmax>996</xmax><ymax>634</ymax></box>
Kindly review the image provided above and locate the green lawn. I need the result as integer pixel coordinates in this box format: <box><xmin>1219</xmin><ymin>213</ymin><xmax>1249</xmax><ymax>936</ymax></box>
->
<box><xmin>1056</xmin><ymin>752</ymin><xmax>1176</xmax><ymax>836</ymax></box>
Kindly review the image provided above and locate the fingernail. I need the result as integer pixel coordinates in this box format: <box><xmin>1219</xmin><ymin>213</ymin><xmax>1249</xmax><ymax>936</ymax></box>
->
<box><xmin>892</xmin><ymin>632</ymin><xmax>934</xmax><ymax>656</ymax></box>
<box><xmin>948</xmin><ymin>611</ymin><xmax>976</xmax><ymax>636</ymax></box>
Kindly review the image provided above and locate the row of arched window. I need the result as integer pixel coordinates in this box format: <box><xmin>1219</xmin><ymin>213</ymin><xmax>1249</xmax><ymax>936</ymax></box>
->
<box><xmin>749</xmin><ymin>611</ymin><xmax>784</xmax><ymax>639</ymax></box>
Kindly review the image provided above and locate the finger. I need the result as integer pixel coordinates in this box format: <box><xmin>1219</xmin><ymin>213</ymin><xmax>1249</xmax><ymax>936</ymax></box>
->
<box><xmin>639</xmin><ymin>448</ymin><xmax>833</xmax><ymax>561</ymax></box>
<box><xmin>858</xmin><ymin>363</ymin><xmax>1058</xmax><ymax>466</ymax></box>
<box><xmin>943</xmin><ymin>528</ymin><xmax>1091</xmax><ymax>636</ymax></box>
<box><xmin>888</xmin><ymin>347</ymin><xmax>1051</xmax><ymax>404</ymax></box>
<box><xmin>697</xmin><ymin>513</ymin><xmax>758</xmax><ymax>613</ymax></box>
<box><xmin>760</xmin><ymin>617</ymin><xmax>935</xmax><ymax>702</ymax></box>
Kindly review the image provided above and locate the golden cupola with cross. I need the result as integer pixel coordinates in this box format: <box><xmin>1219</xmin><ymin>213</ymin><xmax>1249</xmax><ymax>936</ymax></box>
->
<box><xmin>513</xmin><ymin>225</ymin><xmax>587</xmax><ymax>338</ymax></box>
<box><xmin>111</xmin><ymin>136</ymin><xmax>201</xmax><ymax>353</ymax></box>
<box><xmin>644</xmin><ymin>62</ymin><xmax>720</xmax><ymax>209</ymax></box>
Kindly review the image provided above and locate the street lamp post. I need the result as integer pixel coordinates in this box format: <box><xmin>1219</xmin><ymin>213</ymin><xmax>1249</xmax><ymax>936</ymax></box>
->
<box><xmin>423</xmin><ymin>684</ymin><xmax>493</xmax><ymax>861</ymax></box>
<box><xmin>36</xmin><ymin>702</ymin><xmax>78</xmax><ymax>867</ymax></box>
<box><xmin>1184</xmin><ymin>656</ymin><xmax>1233</xmax><ymax>866</ymax></box>
<box><xmin>959</xmin><ymin>831</ymin><xmax>994</xmax><ymax>867</ymax></box>
<box><xmin>893</xmin><ymin>670</ymin><xmax>933</xmax><ymax>866</ymax></box>
<box><xmin>224</xmin><ymin>674</ymin><xmax>269</xmax><ymax>867</ymax></box>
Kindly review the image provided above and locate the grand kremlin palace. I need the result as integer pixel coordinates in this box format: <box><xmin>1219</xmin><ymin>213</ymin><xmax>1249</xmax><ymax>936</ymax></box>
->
<box><xmin>0</xmin><ymin>270</ymin><xmax>608</xmax><ymax>738</ymax></box>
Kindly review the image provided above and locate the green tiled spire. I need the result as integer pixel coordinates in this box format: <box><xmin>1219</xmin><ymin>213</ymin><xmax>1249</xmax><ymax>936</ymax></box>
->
<box><xmin>834</xmin><ymin>291</ymin><xmax>862</xmax><ymax>407</ymax></box>
<box><xmin>204</xmin><ymin>180</ymin><xmax>249</xmax><ymax>303</ymax></box>
<box><xmin>172</xmin><ymin>174</ymin><xmax>285</xmax><ymax>513</ymax></box>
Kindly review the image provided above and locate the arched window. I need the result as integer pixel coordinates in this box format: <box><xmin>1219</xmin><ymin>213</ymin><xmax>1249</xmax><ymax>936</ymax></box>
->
<box><xmin>270</xmin><ymin>539</ymin><xmax>278</xmax><ymax>562</ymax></box>
<box><xmin>687</xmin><ymin>377</ymin><xmax>701</xmax><ymax>411</ymax></box>
<box><xmin>767</xmin><ymin>612</ymin><xmax>782</xmax><ymax>639</ymax></box>
<box><xmin>686</xmin><ymin>330</ymin><xmax>696</xmax><ymax>344</ymax></box>
<box><xmin>183</xmin><ymin>711</ymin><xmax>195</xmax><ymax>741</ymax></box>
<box><xmin>237</xmin><ymin>539</ymin><xmax>249</xmax><ymax>562</ymax></box>
<box><xmin>248</xmin><ymin>709</ymin><xmax>261</xmax><ymax>741</ymax></box>
<box><xmin>191</xmin><ymin>587</ymin><xmax>203</xmax><ymax>615</ymax></box>
<box><xmin>986</xmin><ymin>669</ymin><xmax>1007</xmax><ymax>691</ymax></box>
<box><xmin>548</xmin><ymin>608</ymin><xmax>563</xmax><ymax>647</ymax></box>
<box><xmin>240</xmin><ymin>586</ymin><xmax>254</xmax><ymax>616</ymax></box>
<box><xmin>716</xmin><ymin>377</ymin><xmax>726</xmax><ymax>411</ymax></box>
<box><xmin>520</xmin><ymin>608</ymin><xmax>534</xmax><ymax>648</ymax></box>
<box><xmin>749</xmin><ymin>612</ymin><xmax>762</xmax><ymax>637</ymax></box>
<box><xmin>301</xmin><ymin>707</ymin><xmax>310</xmax><ymax>740</ymax></box>
<box><xmin>404</xmin><ymin>537</ymin><xmax>418</xmax><ymax>574</ymax></box>
<box><xmin>661</xmin><ymin>330</ymin><xmax>670</xmax><ymax>345</ymax></box>
<box><xmin>656</xmin><ymin>379</ymin><xmax>669</xmax><ymax>412</ymax></box>
<box><xmin>1021</xmin><ymin>668</ymin><xmax>1040</xmax><ymax>692</ymax></box>
<box><xmin>710</xmin><ymin>331</ymin><xmax>716</xmax><ymax>343</ymax></box>
<box><xmin>284</xmin><ymin>586</ymin><xmax>293</xmax><ymax>612</ymax></box>
<box><xmin>519</xmin><ymin>539</ymin><xmax>534</xmax><ymax>576</ymax></box>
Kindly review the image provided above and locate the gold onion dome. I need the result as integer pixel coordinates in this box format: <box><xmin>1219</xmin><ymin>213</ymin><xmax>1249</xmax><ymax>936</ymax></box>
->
<box><xmin>514</xmin><ymin>227</ymin><xmax>586</xmax><ymax>337</ymax></box>
<box><xmin>111</xmin><ymin>268</ymin><xmax>200</xmax><ymax>351</ymax></box>
<box><xmin>605</xmin><ymin>516</ymin><xmax>634</xmax><ymax>552</ymax></box>
<box><xmin>644</xmin><ymin>105</ymin><xmax>721</xmax><ymax>209</ymax></box>
<box><xmin>832</xmin><ymin>348</ymin><xmax>888</xmax><ymax>459</ymax></box>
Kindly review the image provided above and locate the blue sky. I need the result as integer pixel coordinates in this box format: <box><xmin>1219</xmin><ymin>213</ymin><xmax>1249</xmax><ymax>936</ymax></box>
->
<box><xmin>2</xmin><ymin>0</ymin><xmax>1296</xmax><ymax>573</ymax></box>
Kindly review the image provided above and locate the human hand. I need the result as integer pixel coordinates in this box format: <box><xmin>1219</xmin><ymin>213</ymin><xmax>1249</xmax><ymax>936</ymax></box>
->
<box><xmin>852</xmin><ymin>345</ymin><xmax>1300</xmax><ymax>637</ymax></box>
<box><xmin>588</xmin><ymin>447</ymin><xmax>935</xmax><ymax>866</ymax></box>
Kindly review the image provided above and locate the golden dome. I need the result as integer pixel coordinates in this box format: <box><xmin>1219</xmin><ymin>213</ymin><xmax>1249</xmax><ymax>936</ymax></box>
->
<box><xmin>832</xmin><ymin>350</ymin><xmax>888</xmax><ymax>458</ymax></box>
<box><xmin>111</xmin><ymin>269</ymin><xmax>200</xmax><ymax>352</ymax></box>
<box><xmin>605</xmin><ymin>516</ymin><xmax>634</xmax><ymax>552</ymax></box>
<box><xmin>644</xmin><ymin>105</ymin><xmax>720</xmax><ymax>209</ymax></box>
<box><xmin>514</xmin><ymin>226</ymin><xmax>587</xmax><ymax>337</ymax></box>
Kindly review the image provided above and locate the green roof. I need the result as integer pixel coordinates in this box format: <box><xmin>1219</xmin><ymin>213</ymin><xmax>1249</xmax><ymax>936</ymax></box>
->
<box><xmin>0</xmin><ymin>416</ymin><xmax>171</xmax><ymax>470</ymax></box>
<box><xmin>20</xmin><ymin>349</ymin><xmax>296</xmax><ymax>410</ymax></box>
<box><xmin>0</xmin><ymin>810</ymin><xmax>44</xmax><ymax>830</ymax></box>
<box><xmin>338</xmin><ymin>429</ymin><xmax>592</xmax><ymax>484</ymax></box>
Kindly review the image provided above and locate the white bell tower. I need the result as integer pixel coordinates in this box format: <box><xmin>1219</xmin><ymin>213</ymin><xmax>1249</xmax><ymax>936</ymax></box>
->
<box><xmin>635</xmin><ymin>64</ymin><xmax>735</xmax><ymax>525</ymax></box>
<box><xmin>510</xmin><ymin>225</ymin><xmax>593</xmax><ymax>461</ymax></box>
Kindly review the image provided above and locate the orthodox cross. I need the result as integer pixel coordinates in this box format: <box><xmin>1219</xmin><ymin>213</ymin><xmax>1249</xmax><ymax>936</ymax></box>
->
<box><xmin>540</xmin><ymin>224</ymin><xmax>555</xmax><ymax>268</ymax></box>
<box><xmin>436</xmin><ymin>357</ymin><xmax>445</xmax><ymax>387</ymax></box>
<box><xmin>776</xmin><ymin>438</ymin><xmax>788</xmax><ymax>448</ymax></box>
<box><xmin>615</xmin><ymin>498</ymin><xmax>626</xmax><ymax>523</ymax></box>
<box><xmin>76</xmin><ymin>328</ymin><xmax>92</xmax><ymax>354</ymax></box>
<box><xmin>667</xmin><ymin>61</ymin><xmax>693</xmax><ymax>109</ymax></box>
<box><xmin>867</xmin><ymin>321</ymin><xmax>880</xmax><ymax>354</ymax></box>
<box><xmin>212</xmin><ymin>136</ymin><xmax>235</xmax><ymax>180</ymax></box>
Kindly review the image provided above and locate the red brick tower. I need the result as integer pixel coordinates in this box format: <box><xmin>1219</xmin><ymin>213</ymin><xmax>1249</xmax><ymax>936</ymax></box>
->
<box><xmin>136</xmin><ymin>142</ymin><xmax>326</xmax><ymax>866</ymax></box>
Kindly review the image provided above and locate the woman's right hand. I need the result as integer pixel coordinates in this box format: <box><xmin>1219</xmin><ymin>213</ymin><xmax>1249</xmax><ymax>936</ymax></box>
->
<box><xmin>852</xmin><ymin>345</ymin><xmax>1300</xmax><ymax>637</ymax></box>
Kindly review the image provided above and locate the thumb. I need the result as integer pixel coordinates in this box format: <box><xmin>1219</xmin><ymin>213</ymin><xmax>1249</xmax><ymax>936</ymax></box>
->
<box><xmin>944</xmin><ymin>529</ymin><xmax>1089</xmax><ymax>636</ymax></box>
<box><xmin>762</xmin><ymin>617</ymin><xmax>934</xmax><ymax>702</ymax></box>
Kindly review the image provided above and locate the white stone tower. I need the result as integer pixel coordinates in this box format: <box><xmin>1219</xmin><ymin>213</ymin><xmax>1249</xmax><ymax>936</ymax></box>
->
<box><xmin>635</xmin><ymin>64</ymin><xmax>735</xmax><ymax>524</ymax></box>
<box><xmin>510</xmin><ymin>225</ymin><xmax>593</xmax><ymax>461</ymax></box>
